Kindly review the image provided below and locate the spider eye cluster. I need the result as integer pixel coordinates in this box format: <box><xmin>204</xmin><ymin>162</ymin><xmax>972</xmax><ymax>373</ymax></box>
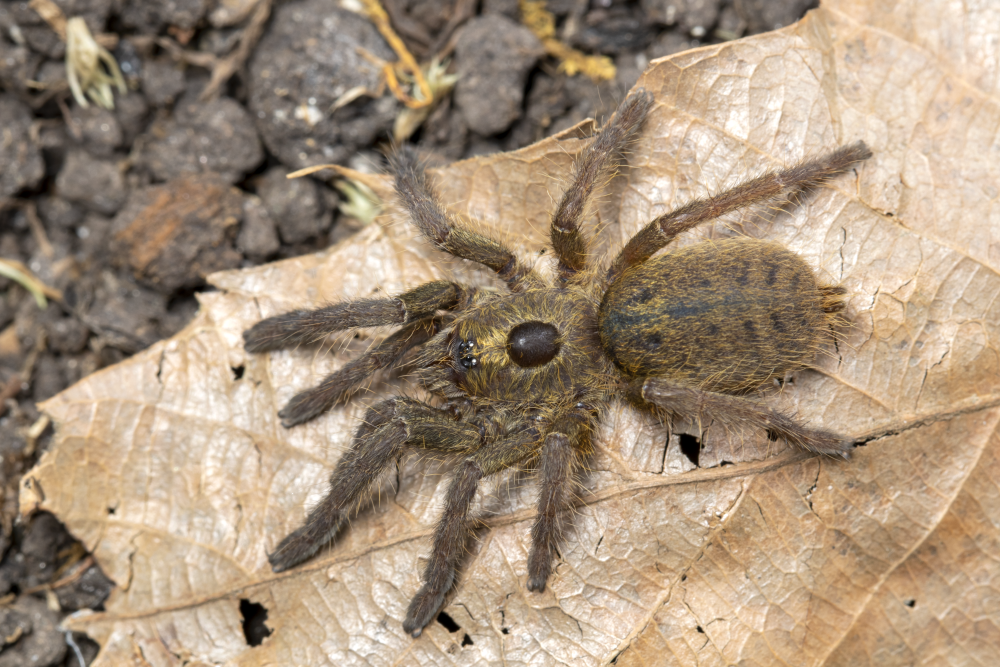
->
<box><xmin>458</xmin><ymin>339</ymin><xmax>478</xmax><ymax>369</ymax></box>
<box><xmin>506</xmin><ymin>321</ymin><xmax>560</xmax><ymax>368</ymax></box>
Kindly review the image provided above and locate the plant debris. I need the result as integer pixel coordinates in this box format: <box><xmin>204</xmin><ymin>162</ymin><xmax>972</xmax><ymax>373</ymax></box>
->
<box><xmin>65</xmin><ymin>18</ymin><xmax>125</xmax><ymax>109</ymax></box>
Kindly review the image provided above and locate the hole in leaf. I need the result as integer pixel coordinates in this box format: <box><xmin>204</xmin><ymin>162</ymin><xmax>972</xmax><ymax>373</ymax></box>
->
<box><xmin>107</xmin><ymin>506</ymin><xmax>116</xmax><ymax>515</ymax></box>
<box><xmin>501</xmin><ymin>627</ymin><xmax>510</xmax><ymax>635</ymax></box>
<box><xmin>239</xmin><ymin>599</ymin><xmax>272</xmax><ymax>646</ymax></box>
<box><xmin>461</xmin><ymin>633</ymin><xmax>474</xmax><ymax>646</ymax></box>
<box><xmin>696</xmin><ymin>625</ymin><xmax>705</xmax><ymax>633</ymax></box>
<box><xmin>437</xmin><ymin>611</ymin><xmax>461</xmax><ymax>633</ymax></box>
<box><xmin>905</xmin><ymin>599</ymin><xmax>916</xmax><ymax>608</ymax></box>
<box><xmin>679</xmin><ymin>433</ymin><xmax>700</xmax><ymax>466</ymax></box>
<box><xmin>231</xmin><ymin>365</ymin><xmax>245</xmax><ymax>380</ymax></box>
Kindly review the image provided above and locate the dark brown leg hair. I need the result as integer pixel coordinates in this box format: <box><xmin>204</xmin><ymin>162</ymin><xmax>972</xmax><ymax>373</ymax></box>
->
<box><xmin>404</xmin><ymin>458</ymin><xmax>483</xmax><ymax>638</ymax></box>
<box><xmin>390</xmin><ymin>146</ymin><xmax>541</xmax><ymax>292</ymax></box>
<box><xmin>404</xmin><ymin>420</ymin><xmax>547</xmax><ymax>636</ymax></box>
<box><xmin>269</xmin><ymin>398</ymin><xmax>482</xmax><ymax>573</ymax></box>
<box><xmin>606</xmin><ymin>141</ymin><xmax>873</xmax><ymax>284</ymax></box>
<box><xmin>631</xmin><ymin>377</ymin><xmax>852</xmax><ymax>458</ymax></box>
<box><xmin>551</xmin><ymin>91</ymin><xmax>653</xmax><ymax>284</ymax></box>
<box><xmin>244</xmin><ymin>280</ymin><xmax>469</xmax><ymax>353</ymax></box>
<box><xmin>526</xmin><ymin>413</ymin><xmax>592</xmax><ymax>592</ymax></box>
<box><xmin>278</xmin><ymin>317</ymin><xmax>442</xmax><ymax>427</ymax></box>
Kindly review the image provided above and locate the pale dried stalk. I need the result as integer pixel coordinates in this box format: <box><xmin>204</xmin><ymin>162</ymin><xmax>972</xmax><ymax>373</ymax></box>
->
<box><xmin>65</xmin><ymin>17</ymin><xmax>126</xmax><ymax>109</ymax></box>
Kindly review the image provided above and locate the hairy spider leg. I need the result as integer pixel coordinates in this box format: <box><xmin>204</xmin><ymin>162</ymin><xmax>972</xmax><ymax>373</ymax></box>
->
<box><xmin>550</xmin><ymin>91</ymin><xmax>653</xmax><ymax>284</ymax></box>
<box><xmin>526</xmin><ymin>411</ymin><xmax>593</xmax><ymax>592</ymax></box>
<box><xmin>243</xmin><ymin>280</ymin><xmax>469</xmax><ymax>352</ymax></box>
<box><xmin>277</xmin><ymin>317</ymin><xmax>443</xmax><ymax>427</ymax></box>
<box><xmin>606</xmin><ymin>141</ymin><xmax>873</xmax><ymax>284</ymax></box>
<box><xmin>630</xmin><ymin>377</ymin><xmax>851</xmax><ymax>458</ymax></box>
<box><xmin>268</xmin><ymin>398</ymin><xmax>482</xmax><ymax>574</ymax></box>
<box><xmin>391</xmin><ymin>146</ymin><xmax>542</xmax><ymax>292</ymax></box>
<box><xmin>404</xmin><ymin>421</ymin><xmax>546</xmax><ymax>637</ymax></box>
<box><xmin>243</xmin><ymin>280</ymin><xmax>475</xmax><ymax>426</ymax></box>
<box><xmin>403</xmin><ymin>459</ymin><xmax>482</xmax><ymax>637</ymax></box>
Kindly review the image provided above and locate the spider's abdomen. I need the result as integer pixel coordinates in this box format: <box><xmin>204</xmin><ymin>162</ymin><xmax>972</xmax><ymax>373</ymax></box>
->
<box><xmin>598</xmin><ymin>238</ymin><xmax>838</xmax><ymax>393</ymax></box>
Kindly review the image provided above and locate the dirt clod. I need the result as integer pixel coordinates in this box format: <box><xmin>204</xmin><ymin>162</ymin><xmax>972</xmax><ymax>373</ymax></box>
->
<box><xmin>139</xmin><ymin>95</ymin><xmax>263</xmax><ymax>184</ymax></box>
<box><xmin>55</xmin><ymin>151</ymin><xmax>127</xmax><ymax>216</ymax></box>
<box><xmin>55</xmin><ymin>564</ymin><xmax>113</xmax><ymax>612</ymax></box>
<box><xmin>257</xmin><ymin>167</ymin><xmax>333</xmax><ymax>245</ymax></box>
<box><xmin>0</xmin><ymin>96</ymin><xmax>44</xmax><ymax>197</ymax></box>
<box><xmin>454</xmin><ymin>15</ymin><xmax>545</xmax><ymax>136</ymax></box>
<box><xmin>67</xmin><ymin>106</ymin><xmax>123</xmax><ymax>157</ymax></box>
<box><xmin>0</xmin><ymin>596</ymin><xmax>66</xmax><ymax>667</ymax></box>
<box><xmin>238</xmin><ymin>195</ymin><xmax>280</xmax><ymax>262</ymax></box>
<box><xmin>735</xmin><ymin>0</ymin><xmax>818</xmax><ymax>31</ymax></box>
<box><xmin>248</xmin><ymin>0</ymin><xmax>398</xmax><ymax>170</ymax></box>
<box><xmin>112</xmin><ymin>174</ymin><xmax>244</xmax><ymax>293</ymax></box>
<box><xmin>140</xmin><ymin>58</ymin><xmax>188</xmax><ymax>108</ymax></box>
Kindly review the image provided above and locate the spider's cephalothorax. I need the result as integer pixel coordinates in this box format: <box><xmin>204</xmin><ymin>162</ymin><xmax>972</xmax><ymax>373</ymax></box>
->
<box><xmin>244</xmin><ymin>90</ymin><xmax>872</xmax><ymax>637</ymax></box>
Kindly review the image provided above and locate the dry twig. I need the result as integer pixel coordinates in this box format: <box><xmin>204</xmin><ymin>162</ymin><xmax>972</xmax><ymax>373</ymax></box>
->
<box><xmin>199</xmin><ymin>0</ymin><xmax>273</xmax><ymax>100</ymax></box>
<box><xmin>520</xmin><ymin>0</ymin><xmax>616</xmax><ymax>82</ymax></box>
<box><xmin>359</xmin><ymin>0</ymin><xmax>433</xmax><ymax>109</ymax></box>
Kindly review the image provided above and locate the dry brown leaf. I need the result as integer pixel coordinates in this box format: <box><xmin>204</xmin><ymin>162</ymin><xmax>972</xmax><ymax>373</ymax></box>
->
<box><xmin>21</xmin><ymin>0</ymin><xmax>1000</xmax><ymax>664</ymax></box>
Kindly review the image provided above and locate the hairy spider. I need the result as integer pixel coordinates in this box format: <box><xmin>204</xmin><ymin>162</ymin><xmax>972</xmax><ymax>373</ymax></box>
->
<box><xmin>244</xmin><ymin>90</ymin><xmax>872</xmax><ymax>637</ymax></box>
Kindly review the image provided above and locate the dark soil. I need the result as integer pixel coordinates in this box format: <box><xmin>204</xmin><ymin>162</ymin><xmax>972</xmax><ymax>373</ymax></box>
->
<box><xmin>0</xmin><ymin>0</ymin><xmax>816</xmax><ymax>663</ymax></box>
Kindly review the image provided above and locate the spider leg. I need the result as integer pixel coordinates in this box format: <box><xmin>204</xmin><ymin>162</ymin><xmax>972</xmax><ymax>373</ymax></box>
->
<box><xmin>404</xmin><ymin>420</ymin><xmax>544</xmax><ymax>637</ymax></box>
<box><xmin>403</xmin><ymin>458</ymin><xmax>482</xmax><ymax>638</ymax></box>
<box><xmin>243</xmin><ymin>280</ymin><xmax>470</xmax><ymax>352</ymax></box>
<box><xmin>526</xmin><ymin>412</ymin><xmax>592</xmax><ymax>592</ymax></box>
<box><xmin>551</xmin><ymin>91</ymin><xmax>652</xmax><ymax>284</ymax></box>
<box><xmin>630</xmin><ymin>377</ymin><xmax>852</xmax><ymax>458</ymax></box>
<box><xmin>278</xmin><ymin>316</ymin><xmax>442</xmax><ymax>427</ymax></box>
<box><xmin>606</xmin><ymin>142</ymin><xmax>873</xmax><ymax>284</ymax></box>
<box><xmin>390</xmin><ymin>147</ymin><xmax>542</xmax><ymax>292</ymax></box>
<box><xmin>269</xmin><ymin>398</ymin><xmax>482</xmax><ymax>573</ymax></box>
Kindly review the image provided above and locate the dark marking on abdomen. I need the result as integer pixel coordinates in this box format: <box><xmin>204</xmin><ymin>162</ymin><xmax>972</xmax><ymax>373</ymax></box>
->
<box><xmin>766</xmin><ymin>265</ymin><xmax>779</xmax><ymax>286</ymax></box>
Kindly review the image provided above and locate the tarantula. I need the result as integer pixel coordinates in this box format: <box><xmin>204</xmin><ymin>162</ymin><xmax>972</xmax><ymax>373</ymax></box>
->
<box><xmin>244</xmin><ymin>90</ymin><xmax>871</xmax><ymax>637</ymax></box>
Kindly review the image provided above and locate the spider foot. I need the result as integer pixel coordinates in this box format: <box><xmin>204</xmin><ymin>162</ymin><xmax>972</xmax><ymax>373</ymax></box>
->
<box><xmin>278</xmin><ymin>386</ymin><xmax>335</xmax><ymax>428</ymax></box>
<box><xmin>403</xmin><ymin>583</ymin><xmax>450</xmax><ymax>638</ymax></box>
<box><xmin>268</xmin><ymin>509</ymin><xmax>346</xmax><ymax>572</ymax></box>
<box><xmin>526</xmin><ymin>545</ymin><xmax>553</xmax><ymax>593</ymax></box>
<box><xmin>526</xmin><ymin>571</ymin><xmax>549</xmax><ymax>593</ymax></box>
<box><xmin>803</xmin><ymin>430</ymin><xmax>854</xmax><ymax>458</ymax></box>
